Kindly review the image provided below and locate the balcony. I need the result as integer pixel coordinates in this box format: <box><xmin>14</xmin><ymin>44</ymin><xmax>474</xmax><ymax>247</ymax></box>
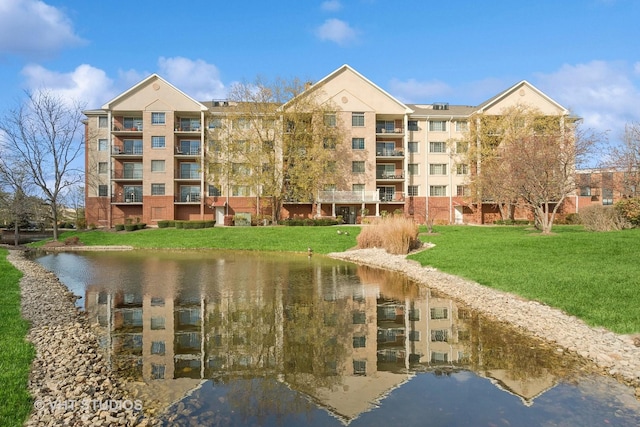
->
<box><xmin>112</xmin><ymin>146</ymin><xmax>143</xmax><ymax>156</ymax></box>
<box><xmin>376</xmin><ymin>149</ymin><xmax>404</xmax><ymax>157</ymax></box>
<box><xmin>317</xmin><ymin>190</ymin><xmax>380</xmax><ymax>203</ymax></box>
<box><xmin>379</xmin><ymin>191</ymin><xmax>405</xmax><ymax>202</ymax></box>
<box><xmin>112</xmin><ymin>194</ymin><xmax>143</xmax><ymax>204</ymax></box>
<box><xmin>176</xmin><ymin>193</ymin><xmax>201</xmax><ymax>203</ymax></box>
<box><xmin>112</xmin><ymin>171</ymin><xmax>143</xmax><ymax>181</ymax></box>
<box><xmin>175</xmin><ymin>146</ymin><xmax>202</xmax><ymax>156</ymax></box>
<box><xmin>175</xmin><ymin>172</ymin><xmax>200</xmax><ymax>180</ymax></box>
<box><xmin>113</xmin><ymin>125</ymin><xmax>142</xmax><ymax>133</ymax></box>
<box><xmin>376</xmin><ymin>172</ymin><xmax>405</xmax><ymax>180</ymax></box>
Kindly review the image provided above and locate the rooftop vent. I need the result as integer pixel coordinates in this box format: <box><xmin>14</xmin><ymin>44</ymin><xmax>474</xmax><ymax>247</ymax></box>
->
<box><xmin>212</xmin><ymin>100</ymin><xmax>229</xmax><ymax>107</ymax></box>
<box><xmin>433</xmin><ymin>102</ymin><xmax>449</xmax><ymax>110</ymax></box>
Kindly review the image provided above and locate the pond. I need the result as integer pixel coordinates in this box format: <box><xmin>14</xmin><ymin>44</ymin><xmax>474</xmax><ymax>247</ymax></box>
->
<box><xmin>35</xmin><ymin>250</ymin><xmax>640</xmax><ymax>427</ymax></box>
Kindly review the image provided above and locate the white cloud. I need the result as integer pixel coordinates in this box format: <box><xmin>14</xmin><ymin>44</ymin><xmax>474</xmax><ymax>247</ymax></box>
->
<box><xmin>315</xmin><ymin>19</ymin><xmax>358</xmax><ymax>46</ymax></box>
<box><xmin>388</xmin><ymin>78</ymin><xmax>453</xmax><ymax>103</ymax></box>
<box><xmin>21</xmin><ymin>63</ymin><xmax>114</xmax><ymax>109</ymax></box>
<box><xmin>157</xmin><ymin>57</ymin><xmax>227</xmax><ymax>101</ymax></box>
<box><xmin>534</xmin><ymin>60</ymin><xmax>640</xmax><ymax>139</ymax></box>
<box><xmin>0</xmin><ymin>0</ymin><xmax>85</xmax><ymax>58</ymax></box>
<box><xmin>321</xmin><ymin>0</ymin><xmax>342</xmax><ymax>12</ymax></box>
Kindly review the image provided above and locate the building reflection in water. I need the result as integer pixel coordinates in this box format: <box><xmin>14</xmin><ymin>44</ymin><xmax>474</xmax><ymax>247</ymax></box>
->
<box><xmin>84</xmin><ymin>251</ymin><xmax>585</xmax><ymax>422</ymax></box>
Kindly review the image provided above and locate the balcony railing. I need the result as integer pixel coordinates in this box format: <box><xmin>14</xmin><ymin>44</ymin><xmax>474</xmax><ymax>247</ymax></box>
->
<box><xmin>379</xmin><ymin>191</ymin><xmax>405</xmax><ymax>202</ymax></box>
<box><xmin>176</xmin><ymin>172</ymin><xmax>200</xmax><ymax>180</ymax></box>
<box><xmin>113</xmin><ymin>146</ymin><xmax>143</xmax><ymax>155</ymax></box>
<box><xmin>112</xmin><ymin>171</ymin><xmax>143</xmax><ymax>180</ymax></box>
<box><xmin>376</xmin><ymin>149</ymin><xmax>404</xmax><ymax>157</ymax></box>
<box><xmin>317</xmin><ymin>190</ymin><xmax>380</xmax><ymax>203</ymax></box>
<box><xmin>376</xmin><ymin>172</ymin><xmax>405</xmax><ymax>180</ymax></box>
<box><xmin>175</xmin><ymin>147</ymin><xmax>202</xmax><ymax>155</ymax></box>
<box><xmin>376</xmin><ymin>127</ymin><xmax>404</xmax><ymax>134</ymax></box>
<box><xmin>112</xmin><ymin>194</ymin><xmax>143</xmax><ymax>203</ymax></box>
<box><xmin>177</xmin><ymin>193</ymin><xmax>201</xmax><ymax>203</ymax></box>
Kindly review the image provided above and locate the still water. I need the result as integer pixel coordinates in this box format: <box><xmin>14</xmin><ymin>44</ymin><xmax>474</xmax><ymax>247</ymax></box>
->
<box><xmin>36</xmin><ymin>250</ymin><xmax>640</xmax><ymax>426</ymax></box>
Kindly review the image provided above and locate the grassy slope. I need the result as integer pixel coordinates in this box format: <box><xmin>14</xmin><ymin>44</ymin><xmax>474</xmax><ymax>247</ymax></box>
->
<box><xmin>410</xmin><ymin>226</ymin><xmax>640</xmax><ymax>334</ymax></box>
<box><xmin>0</xmin><ymin>249</ymin><xmax>34</xmax><ymax>427</ymax></box>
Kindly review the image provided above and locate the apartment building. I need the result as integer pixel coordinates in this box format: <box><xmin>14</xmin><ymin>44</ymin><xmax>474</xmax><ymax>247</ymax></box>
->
<box><xmin>84</xmin><ymin>64</ymin><xmax>582</xmax><ymax>227</ymax></box>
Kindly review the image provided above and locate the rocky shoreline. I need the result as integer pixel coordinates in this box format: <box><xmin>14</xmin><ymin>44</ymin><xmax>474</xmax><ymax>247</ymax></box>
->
<box><xmin>8</xmin><ymin>243</ymin><xmax>640</xmax><ymax>426</ymax></box>
<box><xmin>328</xmin><ymin>247</ymin><xmax>640</xmax><ymax>395</ymax></box>
<box><xmin>7</xmin><ymin>249</ymin><xmax>152</xmax><ymax>426</ymax></box>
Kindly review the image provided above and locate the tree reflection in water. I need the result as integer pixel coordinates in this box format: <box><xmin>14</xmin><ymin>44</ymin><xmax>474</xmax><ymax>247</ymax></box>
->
<box><xmin>36</xmin><ymin>250</ymin><xmax>633</xmax><ymax>426</ymax></box>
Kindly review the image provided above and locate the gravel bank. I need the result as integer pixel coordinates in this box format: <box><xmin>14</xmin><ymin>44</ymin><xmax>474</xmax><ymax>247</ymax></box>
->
<box><xmin>328</xmin><ymin>247</ymin><xmax>640</xmax><ymax>394</ymax></box>
<box><xmin>7</xmin><ymin>249</ymin><xmax>152</xmax><ymax>426</ymax></box>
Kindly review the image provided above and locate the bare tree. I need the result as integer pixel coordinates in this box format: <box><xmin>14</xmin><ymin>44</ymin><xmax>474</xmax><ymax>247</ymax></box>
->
<box><xmin>605</xmin><ymin>122</ymin><xmax>640</xmax><ymax>197</ymax></box>
<box><xmin>0</xmin><ymin>151</ymin><xmax>34</xmax><ymax>245</ymax></box>
<box><xmin>466</xmin><ymin>105</ymin><xmax>599</xmax><ymax>234</ymax></box>
<box><xmin>0</xmin><ymin>90</ymin><xmax>85</xmax><ymax>240</ymax></box>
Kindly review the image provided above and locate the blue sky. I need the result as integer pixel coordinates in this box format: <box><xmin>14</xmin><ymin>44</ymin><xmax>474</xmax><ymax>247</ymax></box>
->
<box><xmin>1</xmin><ymin>0</ymin><xmax>639</xmax><ymax>144</ymax></box>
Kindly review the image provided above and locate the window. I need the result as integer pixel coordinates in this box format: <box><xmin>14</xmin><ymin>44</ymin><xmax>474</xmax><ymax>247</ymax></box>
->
<box><xmin>353</xmin><ymin>336</ymin><xmax>366</xmax><ymax>348</ymax></box>
<box><xmin>232</xmin><ymin>185</ymin><xmax>250</xmax><ymax>196</ymax></box>
<box><xmin>209</xmin><ymin>140</ymin><xmax>221</xmax><ymax>153</ymax></box>
<box><xmin>180</xmin><ymin>185</ymin><xmax>200</xmax><ymax>202</ymax></box>
<box><xmin>455</xmin><ymin>121</ymin><xmax>469</xmax><ymax>132</ymax></box>
<box><xmin>353</xmin><ymin>360</ymin><xmax>366</xmax><ymax>376</ymax></box>
<box><xmin>430</xmin><ymin>185</ymin><xmax>447</xmax><ymax>196</ymax></box>
<box><xmin>352</xmin><ymin>137</ymin><xmax>365</xmax><ymax>150</ymax></box>
<box><xmin>430</xmin><ymin>307</ymin><xmax>448</xmax><ymax>319</ymax></box>
<box><xmin>431</xmin><ymin>352</ymin><xmax>449</xmax><ymax>363</ymax></box>
<box><xmin>151</xmin><ymin>297</ymin><xmax>164</xmax><ymax>306</ymax></box>
<box><xmin>408</xmin><ymin>120</ymin><xmax>419</xmax><ymax>131</ymax></box>
<box><xmin>457</xmin><ymin>185</ymin><xmax>470</xmax><ymax>197</ymax></box>
<box><xmin>352</xmin><ymin>311</ymin><xmax>366</xmax><ymax>324</ymax></box>
<box><xmin>429</xmin><ymin>141</ymin><xmax>446</xmax><ymax>153</ymax></box>
<box><xmin>456</xmin><ymin>164</ymin><xmax>469</xmax><ymax>175</ymax></box>
<box><xmin>323</xmin><ymin>137</ymin><xmax>336</xmax><ymax>149</ymax></box>
<box><xmin>123</xmin><ymin>162</ymin><xmax>143</xmax><ymax>179</ymax></box>
<box><xmin>208</xmin><ymin>117</ymin><xmax>222</xmax><ymax>129</ymax></box>
<box><xmin>98</xmin><ymin>139</ymin><xmax>108</xmax><ymax>151</ymax></box>
<box><xmin>234</xmin><ymin>118</ymin><xmax>250</xmax><ymax>130</ymax></box>
<box><xmin>151</xmin><ymin>184</ymin><xmax>165</xmax><ymax>195</ymax></box>
<box><xmin>123</xmin><ymin>139</ymin><xmax>143</xmax><ymax>154</ymax></box>
<box><xmin>262</xmin><ymin>118</ymin><xmax>275</xmax><ymax>128</ymax></box>
<box><xmin>208</xmin><ymin>185</ymin><xmax>221</xmax><ymax>196</ymax></box>
<box><xmin>151</xmin><ymin>136</ymin><xmax>165</xmax><ymax>148</ymax></box>
<box><xmin>429</xmin><ymin>121</ymin><xmax>447</xmax><ymax>132</ymax></box>
<box><xmin>408</xmin><ymin>308</ymin><xmax>420</xmax><ymax>321</ymax></box>
<box><xmin>98</xmin><ymin>162</ymin><xmax>108</xmax><ymax>174</ymax></box>
<box><xmin>408</xmin><ymin>141</ymin><xmax>419</xmax><ymax>153</ymax></box>
<box><xmin>408</xmin><ymin>185</ymin><xmax>419</xmax><ymax>197</ymax></box>
<box><xmin>232</xmin><ymin>163</ymin><xmax>250</xmax><ymax>176</ymax></box>
<box><xmin>352</xmin><ymin>112</ymin><xmax>364</xmax><ymax>127</ymax></box>
<box><xmin>98</xmin><ymin>116</ymin><xmax>108</xmax><ymax>128</ymax></box>
<box><xmin>151</xmin><ymin>160</ymin><xmax>165</xmax><ymax>172</ymax></box>
<box><xmin>352</xmin><ymin>184</ymin><xmax>365</xmax><ymax>192</ymax></box>
<box><xmin>429</xmin><ymin>164</ymin><xmax>447</xmax><ymax>175</ymax></box>
<box><xmin>179</xmin><ymin>140</ymin><xmax>201</xmax><ymax>155</ymax></box>
<box><xmin>150</xmin><ymin>316</ymin><xmax>165</xmax><ymax>330</ymax></box>
<box><xmin>180</xmin><ymin>163</ymin><xmax>199</xmax><ymax>179</ymax></box>
<box><xmin>124</xmin><ymin>117</ymin><xmax>143</xmax><ymax>130</ymax></box>
<box><xmin>456</xmin><ymin>141</ymin><xmax>469</xmax><ymax>153</ymax></box>
<box><xmin>324</xmin><ymin>113</ymin><xmax>336</xmax><ymax>127</ymax></box>
<box><xmin>408</xmin><ymin>164</ymin><xmax>419</xmax><ymax>176</ymax></box>
<box><xmin>98</xmin><ymin>185</ymin><xmax>108</xmax><ymax>197</ymax></box>
<box><xmin>151</xmin><ymin>364</ymin><xmax>165</xmax><ymax>379</ymax></box>
<box><xmin>151</xmin><ymin>112</ymin><xmax>165</xmax><ymax>125</ymax></box>
<box><xmin>431</xmin><ymin>329</ymin><xmax>448</xmax><ymax>342</ymax></box>
<box><xmin>352</xmin><ymin>161</ymin><xmax>365</xmax><ymax>174</ymax></box>
<box><xmin>409</xmin><ymin>331</ymin><xmax>420</xmax><ymax>342</ymax></box>
<box><xmin>602</xmin><ymin>188</ymin><xmax>614</xmax><ymax>205</ymax></box>
<box><xmin>151</xmin><ymin>341</ymin><xmax>165</xmax><ymax>355</ymax></box>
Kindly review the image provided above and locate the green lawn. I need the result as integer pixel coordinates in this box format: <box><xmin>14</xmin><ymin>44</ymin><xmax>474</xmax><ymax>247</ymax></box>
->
<box><xmin>0</xmin><ymin>249</ymin><xmax>34</xmax><ymax>427</ymax></box>
<box><xmin>410</xmin><ymin>225</ymin><xmax>640</xmax><ymax>334</ymax></box>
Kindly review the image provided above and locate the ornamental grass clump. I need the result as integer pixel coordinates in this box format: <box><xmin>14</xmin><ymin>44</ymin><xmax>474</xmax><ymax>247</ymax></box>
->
<box><xmin>356</xmin><ymin>216</ymin><xmax>421</xmax><ymax>254</ymax></box>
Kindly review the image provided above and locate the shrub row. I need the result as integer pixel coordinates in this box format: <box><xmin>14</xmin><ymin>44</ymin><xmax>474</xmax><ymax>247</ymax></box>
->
<box><xmin>158</xmin><ymin>220</ymin><xmax>215</xmax><ymax>229</ymax></box>
<box><xmin>493</xmin><ymin>219</ymin><xmax>532</xmax><ymax>226</ymax></box>
<box><xmin>278</xmin><ymin>218</ymin><xmax>341</xmax><ymax>226</ymax></box>
<box><xmin>115</xmin><ymin>223</ymin><xmax>146</xmax><ymax>231</ymax></box>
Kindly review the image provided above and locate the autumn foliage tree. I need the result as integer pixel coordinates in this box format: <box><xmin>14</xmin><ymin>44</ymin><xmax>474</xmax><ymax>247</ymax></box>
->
<box><xmin>207</xmin><ymin>77</ymin><xmax>348</xmax><ymax>221</ymax></box>
<box><xmin>466</xmin><ymin>104</ymin><xmax>598</xmax><ymax>234</ymax></box>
